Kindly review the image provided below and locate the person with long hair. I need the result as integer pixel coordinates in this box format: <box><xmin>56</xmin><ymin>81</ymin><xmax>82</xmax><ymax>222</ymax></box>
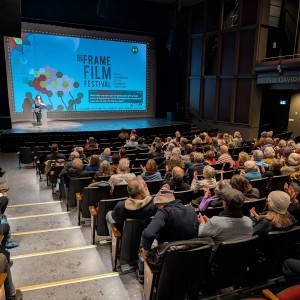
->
<box><xmin>140</xmin><ymin>159</ymin><xmax>162</xmax><ymax>181</ymax></box>
<box><xmin>250</xmin><ymin>190</ymin><xmax>297</xmax><ymax>235</ymax></box>
<box><xmin>84</xmin><ymin>155</ymin><xmax>100</xmax><ymax>172</ymax></box>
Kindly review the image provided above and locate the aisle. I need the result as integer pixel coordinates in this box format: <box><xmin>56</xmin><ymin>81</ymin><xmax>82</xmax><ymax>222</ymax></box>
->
<box><xmin>0</xmin><ymin>153</ymin><xmax>143</xmax><ymax>300</ymax></box>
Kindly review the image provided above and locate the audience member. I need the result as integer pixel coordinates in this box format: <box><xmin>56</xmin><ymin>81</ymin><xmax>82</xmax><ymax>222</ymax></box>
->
<box><xmin>140</xmin><ymin>159</ymin><xmax>162</xmax><ymax>181</ymax></box>
<box><xmin>148</xmin><ymin>142</ymin><xmax>164</xmax><ymax>159</ymax></box>
<box><xmin>124</xmin><ymin>136</ymin><xmax>138</xmax><ymax>148</ymax></box>
<box><xmin>106</xmin><ymin>177</ymin><xmax>157</xmax><ymax>234</ymax></box>
<box><xmin>110</xmin><ymin>154</ymin><xmax>120</xmax><ymax>174</ymax></box>
<box><xmin>233</xmin><ymin>151</ymin><xmax>249</xmax><ymax>169</ymax></box>
<box><xmin>66</xmin><ymin>158</ymin><xmax>89</xmax><ymax>180</ymax></box>
<box><xmin>137</xmin><ymin>185</ymin><xmax>198</xmax><ymax>283</ymax></box>
<box><xmin>118</xmin><ymin>128</ymin><xmax>129</xmax><ymax>140</ymax></box>
<box><xmin>262</xmin><ymin>146</ymin><xmax>275</xmax><ymax>165</ymax></box>
<box><xmin>186</xmin><ymin>152</ymin><xmax>206</xmax><ymax>183</ymax></box>
<box><xmin>241</xmin><ymin>160</ymin><xmax>262</xmax><ymax>180</ymax></box>
<box><xmin>250</xmin><ymin>190</ymin><xmax>297</xmax><ymax>235</ymax></box>
<box><xmin>108</xmin><ymin>158</ymin><xmax>136</xmax><ymax>192</ymax></box>
<box><xmin>46</xmin><ymin>144</ymin><xmax>67</xmax><ymax>161</ymax></box>
<box><xmin>0</xmin><ymin>253</ymin><xmax>23</xmax><ymax>299</ymax></box>
<box><xmin>216</xmin><ymin>145</ymin><xmax>233</xmax><ymax>165</ymax></box>
<box><xmin>136</xmin><ymin>137</ymin><xmax>149</xmax><ymax>152</ymax></box>
<box><xmin>84</xmin><ymin>137</ymin><xmax>99</xmax><ymax>150</ymax></box>
<box><xmin>232</xmin><ymin>131</ymin><xmax>243</xmax><ymax>147</ymax></box>
<box><xmin>59</xmin><ymin>151</ymin><xmax>80</xmax><ymax>177</ymax></box>
<box><xmin>84</xmin><ymin>154</ymin><xmax>100</xmax><ymax>172</ymax></box>
<box><xmin>280</xmin><ymin>153</ymin><xmax>300</xmax><ymax>175</ymax></box>
<box><xmin>205</xmin><ymin>150</ymin><xmax>217</xmax><ymax>165</ymax></box>
<box><xmin>94</xmin><ymin>160</ymin><xmax>112</xmax><ymax>179</ymax></box>
<box><xmin>196</xmin><ymin>180</ymin><xmax>231</xmax><ymax>211</ymax></box>
<box><xmin>230</xmin><ymin>175</ymin><xmax>260</xmax><ymax>200</ymax></box>
<box><xmin>254</xmin><ymin>131</ymin><xmax>268</xmax><ymax>147</ymax></box>
<box><xmin>262</xmin><ymin>159</ymin><xmax>282</xmax><ymax>178</ymax></box>
<box><xmin>163</xmin><ymin>166</ymin><xmax>190</xmax><ymax>191</ymax></box>
<box><xmin>198</xmin><ymin>187</ymin><xmax>253</xmax><ymax>250</ymax></box>
<box><xmin>191</xmin><ymin>165</ymin><xmax>216</xmax><ymax>192</ymax></box>
<box><xmin>99</xmin><ymin>148</ymin><xmax>112</xmax><ymax>163</ymax></box>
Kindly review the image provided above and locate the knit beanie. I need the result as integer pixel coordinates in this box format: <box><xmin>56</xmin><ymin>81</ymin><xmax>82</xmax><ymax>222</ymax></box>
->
<box><xmin>154</xmin><ymin>186</ymin><xmax>175</xmax><ymax>204</ymax></box>
<box><xmin>268</xmin><ymin>191</ymin><xmax>290</xmax><ymax>214</ymax></box>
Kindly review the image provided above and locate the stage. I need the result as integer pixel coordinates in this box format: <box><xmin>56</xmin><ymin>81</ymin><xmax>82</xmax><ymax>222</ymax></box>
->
<box><xmin>0</xmin><ymin>118</ymin><xmax>191</xmax><ymax>152</ymax></box>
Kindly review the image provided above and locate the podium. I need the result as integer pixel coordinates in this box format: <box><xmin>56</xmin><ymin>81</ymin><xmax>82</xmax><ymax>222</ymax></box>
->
<box><xmin>41</xmin><ymin>108</ymin><xmax>47</xmax><ymax>126</ymax></box>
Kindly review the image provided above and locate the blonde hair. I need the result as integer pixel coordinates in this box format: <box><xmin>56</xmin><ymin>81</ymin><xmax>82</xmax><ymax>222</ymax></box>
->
<box><xmin>263</xmin><ymin>211</ymin><xmax>294</xmax><ymax>229</ymax></box>
<box><xmin>99</xmin><ymin>160</ymin><xmax>111</xmax><ymax>175</ymax></box>
<box><xmin>238</xmin><ymin>152</ymin><xmax>250</xmax><ymax>166</ymax></box>
<box><xmin>203</xmin><ymin>165</ymin><xmax>215</xmax><ymax>179</ymax></box>
<box><xmin>263</xmin><ymin>147</ymin><xmax>275</xmax><ymax>158</ymax></box>
<box><xmin>288</xmin><ymin>153</ymin><xmax>300</xmax><ymax>166</ymax></box>
<box><xmin>145</xmin><ymin>159</ymin><xmax>158</xmax><ymax>172</ymax></box>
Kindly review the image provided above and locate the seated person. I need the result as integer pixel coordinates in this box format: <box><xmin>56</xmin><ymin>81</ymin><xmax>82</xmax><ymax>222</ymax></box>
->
<box><xmin>84</xmin><ymin>137</ymin><xmax>99</xmax><ymax>150</ymax></box>
<box><xmin>186</xmin><ymin>152</ymin><xmax>206</xmax><ymax>184</ymax></box>
<box><xmin>163</xmin><ymin>166</ymin><xmax>190</xmax><ymax>191</ymax></box>
<box><xmin>262</xmin><ymin>159</ymin><xmax>282</xmax><ymax>178</ymax></box>
<box><xmin>196</xmin><ymin>180</ymin><xmax>231</xmax><ymax>211</ymax></box>
<box><xmin>108</xmin><ymin>158</ymin><xmax>136</xmax><ymax>193</ymax></box>
<box><xmin>137</xmin><ymin>185</ymin><xmax>198</xmax><ymax>283</ymax></box>
<box><xmin>191</xmin><ymin>165</ymin><xmax>216</xmax><ymax>192</ymax></box>
<box><xmin>94</xmin><ymin>160</ymin><xmax>113</xmax><ymax>179</ymax></box>
<box><xmin>64</xmin><ymin>158</ymin><xmax>90</xmax><ymax>186</ymax></box>
<box><xmin>136</xmin><ymin>137</ymin><xmax>150</xmax><ymax>152</ymax></box>
<box><xmin>99</xmin><ymin>148</ymin><xmax>112</xmax><ymax>163</ymax></box>
<box><xmin>140</xmin><ymin>159</ymin><xmax>162</xmax><ymax>181</ymax></box>
<box><xmin>124</xmin><ymin>136</ymin><xmax>138</xmax><ymax>148</ymax></box>
<box><xmin>240</xmin><ymin>160</ymin><xmax>262</xmax><ymax>181</ymax></box>
<box><xmin>118</xmin><ymin>128</ymin><xmax>129</xmax><ymax>140</ymax></box>
<box><xmin>84</xmin><ymin>154</ymin><xmax>100</xmax><ymax>172</ymax></box>
<box><xmin>250</xmin><ymin>190</ymin><xmax>297</xmax><ymax>235</ymax></box>
<box><xmin>0</xmin><ymin>253</ymin><xmax>23</xmax><ymax>299</ymax></box>
<box><xmin>46</xmin><ymin>144</ymin><xmax>67</xmax><ymax>161</ymax></box>
<box><xmin>106</xmin><ymin>177</ymin><xmax>157</xmax><ymax>234</ymax></box>
<box><xmin>230</xmin><ymin>175</ymin><xmax>260</xmax><ymax>200</ymax></box>
<box><xmin>198</xmin><ymin>188</ymin><xmax>253</xmax><ymax>249</ymax></box>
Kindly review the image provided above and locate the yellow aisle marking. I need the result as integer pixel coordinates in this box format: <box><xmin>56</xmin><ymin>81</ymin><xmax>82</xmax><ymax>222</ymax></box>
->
<box><xmin>12</xmin><ymin>226</ymin><xmax>81</xmax><ymax>236</ymax></box>
<box><xmin>8</xmin><ymin>201</ymin><xmax>63</xmax><ymax>208</ymax></box>
<box><xmin>19</xmin><ymin>272</ymin><xmax>119</xmax><ymax>292</ymax></box>
<box><xmin>11</xmin><ymin>245</ymin><xmax>96</xmax><ymax>259</ymax></box>
<box><xmin>9</xmin><ymin>211</ymin><xmax>70</xmax><ymax>220</ymax></box>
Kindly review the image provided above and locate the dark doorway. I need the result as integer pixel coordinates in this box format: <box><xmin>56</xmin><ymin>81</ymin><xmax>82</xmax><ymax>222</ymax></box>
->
<box><xmin>259</xmin><ymin>90</ymin><xmax>291</xmax><ymax>136</ymax></box>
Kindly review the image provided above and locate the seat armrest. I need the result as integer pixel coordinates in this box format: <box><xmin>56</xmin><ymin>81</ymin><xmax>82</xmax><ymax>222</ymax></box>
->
<box><xmin>0</xmin><ymin>236</ymin><xmax>3</xmax><ymax>242</ymax></box>
<box><xmin>76</xmin><ymin>192</ymin><xmax>82</xmax><ymax>201</ymax></box>
<box><xmin>262</xmin><ymin>289</ymin><xmax>280</xmax><ymax>300</ymax></box>
<box><xmin>111</xmin><ymin>224</ymin><xmax>121</xmax><ymax>238</ymax></box>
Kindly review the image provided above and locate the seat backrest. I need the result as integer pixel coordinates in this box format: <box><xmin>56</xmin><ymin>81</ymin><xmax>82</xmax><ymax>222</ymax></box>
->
<box><xmin>68</xmin><ymin>177</ymin><xmax>93</xmax><ymax>207</ymax></box>
<box><xmin>250</xmin><ymin>177</ymin><xmax>270</xmax><ymax>197</ymax></box>
<box><xmin>119</xmin><ymin>218</ymin><xmax>152</xmax><ymax>263</ymax></box>
<box><xmin>254</xmin><ymin>226</ymin><xmax>300</xmax><ymax>279</ymax></box>
<box><xmin>97</xmin><ymin>197</ymin><xmax>127</xmax><ymax>236</ymax></box>
<box><xmin>81</xmin><ymin>185</ymin><xmax>111</xmax><ymax>218</ymax></box>
<box><xmin>145</xmin><ymin>179</ymin><xmax>164</xmax><ymax>195</ymax></box>
<box><xmin>212</xmin><ymin>235</ymin><xmax>260</xmax><ymax>290</ymax></box>
<box><xmin>242</xmin><ymin>198</ymin><xmax>266</xmax><ymax>217</ymax></box>
<box><xmin>173</xmin><ymin>190</ymin><xmax>194</xmax><ymax>205</ymax></box>
<box><xmin>133</xmin><ymin>158</ymin><xmax>148</xmax><ymax>168</ymax></box>
<box><xmin>210</xmin><ymin>163</ymin><xmax>224</xmax><ymax>170</ymax></box>
<box><xmin>268</xmin><ymin>175</ymin><xmax>290</xmax><ymax>192</ymax></box>
<box><xmin>19</xmin><ymin>147</ymin><xmax>33</xmax><ymax>164</ymax></box>
<box><xmin>95</xmin><ymin>175</ymin><xmax>111</xmax><ymax>182</ymax></box>
<box><xmin>204</xmin><ymin>206</ymin><xmax>223</xmax><ymax>218</ymax></box>
<box><xmin>156</xmin><ymin>243</ymin><xmax>212</xmax><ymax>300</ymax></box>
<box><xmin>111</xmin><ymin>184</ymin><xmax>129</xmax><ymax>199</ymax></box>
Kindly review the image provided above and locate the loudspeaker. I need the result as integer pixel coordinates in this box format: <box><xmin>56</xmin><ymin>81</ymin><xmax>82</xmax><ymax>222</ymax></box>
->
<box><xmin>0</xmin><ymin>0</ymin><xmax>21</xmax><ymax>37</ymax></box>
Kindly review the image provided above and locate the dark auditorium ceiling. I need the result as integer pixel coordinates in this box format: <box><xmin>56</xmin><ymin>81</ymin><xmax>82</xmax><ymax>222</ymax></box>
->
<box><xmin>145</xmin><ymin>0</ymin><xmax>204</xmax><ymax>6</ymax></box>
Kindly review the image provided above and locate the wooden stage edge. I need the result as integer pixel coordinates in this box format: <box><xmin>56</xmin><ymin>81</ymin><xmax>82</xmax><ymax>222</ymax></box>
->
<box><xmin>0</xmin><ymin>118</ymin><xmax>191</xmax><ymax>152</ymax></box>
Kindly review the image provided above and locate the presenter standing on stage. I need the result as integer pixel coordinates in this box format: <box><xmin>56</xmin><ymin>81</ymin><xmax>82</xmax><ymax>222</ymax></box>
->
<box><xmin>34</xmin><ymin>95</ymin><xmax>45</xmax><ymax>125</ymax></box>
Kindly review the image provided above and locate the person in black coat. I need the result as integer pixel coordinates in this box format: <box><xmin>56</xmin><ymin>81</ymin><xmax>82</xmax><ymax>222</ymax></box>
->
<box><xmin>163</xmin><ymin>166</ymin><xmax>190</xmax><ymax>191</ymax></box>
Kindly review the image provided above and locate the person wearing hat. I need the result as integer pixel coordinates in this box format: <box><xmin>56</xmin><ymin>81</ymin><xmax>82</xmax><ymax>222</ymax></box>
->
<box><xmin>137</xmin><ymin>185</ymin><xmax>198</xmax><ymax>283</ymax></box>
<box><xmin>250</xmin><ymin>190</ymin><xmax>297</xmax><ymax>235</ymax></box>
<box><xmin>198</xmin><ymin>188</ymin><xmax>253</xmax><ymax>248</ymax></box>
<box><xmin>106</xmin><ymin>177</ymin><xmax>157</xmax><ymax>235</ymax></box>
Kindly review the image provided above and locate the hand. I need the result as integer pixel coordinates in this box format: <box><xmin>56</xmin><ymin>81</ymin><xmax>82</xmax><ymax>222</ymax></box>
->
<box><xmin>249</xmin><ymin>207</ymin><xmax>259</xmax><ymax>219</ymax></box>
<box><xmin>284</xmin><ymin>183</ymin><xmax>298</xmax><ymax>205</ymax></box>
<box><xmin>198</xmin><ymin>212</ymin><xmax>209</xmax><ymax>224</ymax></box>
<box><xmin>203</xmin><ymin>187</ymin><xmax>211</xmax><ymax>197</ymax></box>
<box><xmin>140</xmin><ymin>165</ymin><xmax>146</xmax><ymax>173</ymax></box>
<box><xmin>193</xmin><ymin>171</ymin><xmax>198</xmax><ymax>180</ymax></box>
<box><xmin>240</xmin><ymin>169</ymin><xmax>245</xmax><ymax>175</ymax></box>
<box><xmin>260</xmin><ymin>165</ymin><xmax>265</xmax><ymax>173</ymax></box>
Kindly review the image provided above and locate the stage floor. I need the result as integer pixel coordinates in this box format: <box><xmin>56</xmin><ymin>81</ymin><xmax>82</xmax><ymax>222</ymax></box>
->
<box><xmin>7</xmin><ymin>118</ymin><xmax>187</xmax><ymax>134</ymax></box>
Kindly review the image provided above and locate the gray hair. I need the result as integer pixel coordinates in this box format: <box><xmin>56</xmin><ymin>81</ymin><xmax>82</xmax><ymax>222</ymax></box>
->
<box><xmin>244</xmin><ymin>160</ymin><xmax>257</xmax><ymax>170</ymax></box>
<box><xmin>203</xmin><ymin>165</ymin><xmax>215</xmax><ymax>179</ymax></box>
<box><xmin>119</xmin><ymin>158</ymin><xmax>130</xmax><ymax>172</ymax></box>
